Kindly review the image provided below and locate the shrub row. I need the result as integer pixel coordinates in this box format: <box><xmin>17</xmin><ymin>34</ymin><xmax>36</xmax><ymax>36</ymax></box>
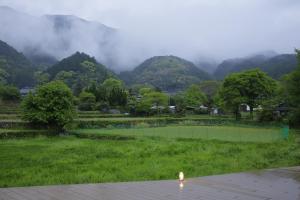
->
<box><xmin>74</xmin><ymin>117</ymin><xmax>260</xmax><ymax>129</ymax></box>
<box><xmin>0</xmin><ymin>130</ymin><xmax>55</xmax><ymax>139</ymax></box>
<box><xmin>0</xmin><ymin>117</ymin><xmax>283</xmax><ymax>130</ymax></box>
<box><xmin>69</xmin><ymin>131</ymin><xmax>135</xmax><ymax>140</ymax></box>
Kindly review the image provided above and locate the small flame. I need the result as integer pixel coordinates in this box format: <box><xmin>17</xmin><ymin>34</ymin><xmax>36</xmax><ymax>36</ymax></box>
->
<box><xmin>179</xmin><ymin>172</ymin><xmax>184</xmax><ymax>181</ymax></box>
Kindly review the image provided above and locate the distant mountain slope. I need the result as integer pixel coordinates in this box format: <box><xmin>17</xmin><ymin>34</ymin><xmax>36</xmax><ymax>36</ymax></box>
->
<box><xmin>0</xmin><ymin>6</ymin><xmax>117</xmax><ymax>69</ymax></box>
<box><xmin>0</xmin><ymin>40</ymin><xmax>35</xmax><ymax>87</ymax></box>
<box><xmin>47</xmin><ymin>52</ymin><xmax>113</xmax><ymax>83</ymax></box>
<box><xmin>214</xmin><ymin>54</ymin><xmax>297</xmax><ymax>79</ymax></box>
<box><xmin>120</xmin><ymin>56</ymin><xmax>212</xmax><ymax>92</ymax></box>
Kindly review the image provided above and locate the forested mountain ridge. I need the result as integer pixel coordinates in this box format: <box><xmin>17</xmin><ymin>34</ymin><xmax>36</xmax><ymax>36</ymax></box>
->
<box><xmin>214</xmin><ymin>54</ymin><xmax>297</xmax><ymax>79</ymax></box>
<box><xmin>0</xmin><ymin>40</ymin><xmax>35</xmax><ymax>87</ymax></box>
<box><xmin>45</xmin><ymin>52</ymin><xmax>115</xmax><ymax>94</ymax></box>
<box><xmin>120</xmin><ymin>55</ymin><xmax>212</xmax><ymax>92</ymax></box>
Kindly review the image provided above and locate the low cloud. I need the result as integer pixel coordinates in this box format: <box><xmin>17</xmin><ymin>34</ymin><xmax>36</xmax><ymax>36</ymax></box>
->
<box><xmin>0</xmin><ymin>0</ymin><xmax>299</xmax><ymax>71</ymax></box>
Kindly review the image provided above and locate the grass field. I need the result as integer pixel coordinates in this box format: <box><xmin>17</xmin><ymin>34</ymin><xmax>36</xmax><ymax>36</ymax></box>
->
<box><xmin>73</xmin><ymin>126</ymin><xmax>283</xmax><ymax>142</ymax></box>
<box><xmin>0</xmin><ymin>125</ymin><xmax>299</xmax><ymax>187</ymax></box>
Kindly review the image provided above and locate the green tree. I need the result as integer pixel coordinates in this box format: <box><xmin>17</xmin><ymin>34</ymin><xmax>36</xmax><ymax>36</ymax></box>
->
<box><xmin>54</xmin><ymin>70</ymin><xmax>77</xmax><ymax>87</ymax></box>
<box><xmin>183</xmin><ymin>84</ymin><xmax>207</xmax><ymax>108</ymax></box>
<box><xmin>21</xmin><ymin>81</ymin><xmax>75</xmax><ymax>131</ymax></box>
<box><xmin>219</xmin><ymin>69</ymin><xmax>277</xmax><ymax>119</ymax></box>
<box><xmin>108</xmin><ymin>87</ymin><xmax>128</xmax><ymax>107</ymax></box>
<box><xmin>0</xmin><ymin>85</ymin><xmax>20</xmax><ymax>101</ymax></box>
<box><xmin>34</xmin><ymin>71</ymin><xmax>50</xmax><ymax>85</ymax></box>
<box><xmin>284</xmin><ymin>49</ymin><xmax>300</xmax><ymax>126</ymax></box>
<box><xmin>199</xmin><ymin>80</ymin><xmax>221</xmax><ymax>110</ymax></box>
<box><xmin>0</xmin><ymin>68</ymin><xmax>8</xmax><ymax>85</ymax></box>
<box><xmin>136</xmin><ymin>91</ymin><xmax>168</xmax><ymax>115</ymax></box>
<box><xmin>102</xmin><ymin>78</ymin><xmax>124</xmax><ymax>91</ymax></box>
<box><xmin>78</xmin><ymin>91</ymin><xmax>96</xmax><ymax>111</ymax></box>
<box><xmin>102</xmin><ymin>78</ymin><xmax>127</xmax><ymax>107</ymax></box>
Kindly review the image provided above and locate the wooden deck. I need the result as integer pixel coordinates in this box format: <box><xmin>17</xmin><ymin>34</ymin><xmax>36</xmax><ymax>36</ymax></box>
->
<box><xmin>0</xmin><ymin>166</ymin><xmax>299</xmax><ymax>200</ymax></box>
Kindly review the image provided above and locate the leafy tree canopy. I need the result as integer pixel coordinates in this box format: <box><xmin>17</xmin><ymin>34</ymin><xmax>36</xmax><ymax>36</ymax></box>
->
<box><xmin>219</xmin><ymin>68</ymin><xmax>277</xmax><ymax>119</ymax></box>
<box><xmin>0</xmin><ymin>84</ymin><xmax>20</xmax><ymax>101</ymax></box>
<box><xmin>21</xmin><ymin>81</ymin><xmax>76</xmax><ymax>131</ymax></box>
<box><xmin>283</xmin><ymin>49</ymin><xmax>300</xmax><ymax>126</ymax></box>
<box><xmin>183</xmin><ymin>84</ymin><xmax>207</xmax><ymax>108</ymax></box>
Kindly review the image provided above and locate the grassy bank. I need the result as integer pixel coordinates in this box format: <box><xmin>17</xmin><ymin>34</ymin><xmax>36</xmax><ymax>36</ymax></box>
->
<box><xmin>73</xmin><ymin>126</ymin><xmax>283</xmax><ymax>142</ymax></box>
<box><xmin>0</xmin><ymin>127</ymin><xmax>299</xmax><ymax>187</ymax></box>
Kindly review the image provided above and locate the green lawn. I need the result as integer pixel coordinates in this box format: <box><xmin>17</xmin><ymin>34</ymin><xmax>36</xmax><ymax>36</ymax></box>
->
<box><xmin>0</xmin><ymin>126</ymin><xmax>299</xmax><ymax>187</ymax></box>
<box><xmin>74</xmin><ymin>126</ymin><xmax>283</xmax><ymax>142</ymax></box>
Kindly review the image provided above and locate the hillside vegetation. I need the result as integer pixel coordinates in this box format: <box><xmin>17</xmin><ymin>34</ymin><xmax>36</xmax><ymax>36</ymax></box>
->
<box><xmin>120</xmin><ymin>56</ymin><xmax>212</xmax><ymax>92</ymax></box>
<box><xmin>214</xmin><ymin>54</ymin><xmax>297</xmax><ymax>79</ymax></box>
<box><xmin>0</xmin><ymin>40</ymin><xmax>35</xmax><ymax>87</ymax></box>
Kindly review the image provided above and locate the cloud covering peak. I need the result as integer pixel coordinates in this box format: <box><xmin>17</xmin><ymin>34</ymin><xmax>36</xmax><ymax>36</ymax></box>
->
<box><xmin>0</xmin><ymin>0</ymin><xmax>299</xmax><ymax>71</ymax></box>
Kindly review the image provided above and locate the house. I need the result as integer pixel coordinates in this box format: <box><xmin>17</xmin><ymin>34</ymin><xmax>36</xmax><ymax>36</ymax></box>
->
<box><xmin>20</xmin><ymin>87</ymin><xmax>34</xmax><ymax>96</ymax></box>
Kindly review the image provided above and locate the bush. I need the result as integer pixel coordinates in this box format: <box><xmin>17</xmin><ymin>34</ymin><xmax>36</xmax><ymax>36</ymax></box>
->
<box><xmin>21</xmin><ymin>81</ymin><xmax>76</xmax><ymax>131</ymax></box>
<box><xmin>78</xmin><ymin>91</ymin><xmax>96</xmax><ymax>111</ymax></box>
<box><xmin>0</xmin><ymin>85</ymin><xmax>20</xmax><ymax>101</ymax></box>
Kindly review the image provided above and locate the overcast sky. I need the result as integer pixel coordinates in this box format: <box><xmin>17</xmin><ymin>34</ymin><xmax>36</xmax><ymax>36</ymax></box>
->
<box><xmin>0</xmin><ymin>0</ymin><xmax>300</xmax><ymax>63</ymax></box>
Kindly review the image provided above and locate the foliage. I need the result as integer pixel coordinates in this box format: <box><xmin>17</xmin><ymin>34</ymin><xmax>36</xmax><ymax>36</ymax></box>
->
<box><xmin>21</xmin><ymin>81</ymin><xmax>76</xmax><ymax>130</ymax></box>
<box><xmin>46</xmin><ymin>52</ymin><xmax>113</xmax><ymax>93</ymax></box>
<box><xmin>78</xmin><ymin>91</ymin><xmax>96</xmax><ymax>111</ymax></box>
<box><xmin>183</xmin><ymin>84</ymin><xmax>207</xmax><ymax>108</ymax></box>
<box><xmin>102</xmin><ymin>78</ymin><xmax>124</xmax><ymax>91</ymax></box>
<box><xmin>0</xmin><ymin>66</ymin><xmax>8</xmax><ymax>85</ymax></box>
<box><xmin>219</xmin><ymin>69</ymin><xmax>277</xmax><ymax>119</ymax></box>
<box><xmin>136</xmin><ymin>91</ymin><xmax>168</xmax><ymax>115</ymax></box>
<box><xmin>0</xmin><ymin>40</ymin><xmax>35</xmax><ymax>87</ymax></box>
<box><xmin>54</xmin><ymin>70</ymin><xmax>76</xmax><ymax>87</ymax></box>
<box><xmin>34</xmin><ymin>71</ymin><xmax>49</xmax><ymax>85</ymax></box>
<box><xmin>108</xmin><ymin>87</ymin><xmax>128</xmax><ymax>107</ymax></box>
<box><xmin>0</xmin><ymin>85</ymin><xmax>20</xmax><ymax>101</ymax></box>
<box><xmin>283</xmin><ymin>49</ymin><xmax>300</xmax><ymax>126</ymax></box>
<box><xmin>199</xmin><ymin>80</ymin><xmax>221</xmax><ymax>109</ymax></box>
<box><xmin>120</xmin><ymin>56</ymin><xmax>212</xmax><ymax>92</ymax></box>
<box><xmin>214</xmin><ymin>54</ymin><xmax>297</xmax><ymax>80</ymax></box>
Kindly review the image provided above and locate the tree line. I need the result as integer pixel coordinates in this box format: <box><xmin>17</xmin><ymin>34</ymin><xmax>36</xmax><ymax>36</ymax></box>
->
<box><xmin>1</xmin><ymin>50</ymin><xmax>299</xmax><ymax>130</ymax></box>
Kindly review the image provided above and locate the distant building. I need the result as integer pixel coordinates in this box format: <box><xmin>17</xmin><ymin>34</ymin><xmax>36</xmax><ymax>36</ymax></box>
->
<box><xmin>20</xmin><ymin>87</ymin><xmax>34</xmax><ymax>96</ymax></box>
<box><xmin>240</xmin><ymin>104</ymin><xmax>250</xmax><ymax>112</ymax></box>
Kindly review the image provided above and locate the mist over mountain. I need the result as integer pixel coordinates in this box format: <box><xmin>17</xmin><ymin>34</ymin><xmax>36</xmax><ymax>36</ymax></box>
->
<box><xmin>0</xmin><ymin>40</ymin><xmax>35</xmax><ymax>87</ymax></box>
<box><xmin>0</xmin><ymin>6</ymin><xmax>119</xmax><ymax>69</ymax></box>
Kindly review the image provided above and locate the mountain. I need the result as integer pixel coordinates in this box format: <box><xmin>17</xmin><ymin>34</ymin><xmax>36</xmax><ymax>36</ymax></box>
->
<box><xmin>120</xmin><ymin>56</ymin><xmax>212</xmax><ymax>92</ymax></box>
<box><xmin>0</xmin><ymin>40</ymin><xmax>35</xmax><ymax>87</ymax></box>
<box><xmin>214</xmin><ymin>54</ymin><xmax>297</xmax><ymax>79</ymax></box>
<box><xmin>46</xmin><ymin>52</ymin><xmax>114</xmax><ymax>90</ymax></box>
<box><xmin>0</xmin><ymin>6</ymin><xmax>117</xmax><ymax>69</ymax></box>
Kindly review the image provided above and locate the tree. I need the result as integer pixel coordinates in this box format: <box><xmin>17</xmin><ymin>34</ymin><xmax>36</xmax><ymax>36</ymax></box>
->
<box><xmin>183</xmin><ymin>84</ymin><xmax>207</xmax><ymax>108</ymax></box>
<box><xmin>136</xmin><ymin>91</ymin><xmax>168</xmax><ymax>115</ymax></box>
<box><xmin>219</xmin><ymin>69</ymin><xmax>277</xmax><ymax>119</ymax></box>
<box><xmin>0</xmin><ymin>85</ymin><xmax>20</xmax><ymax>101</ymax></box>
<box><xmin>102</xmin><ymin>78</ymin><xmax>126</xmax><ymax>107</ymax></box>
<box><xmin>108</xmin><ymin>87</ymin><xmax>128</xmax><ymax>107</ymax></box>
<box><xmin>102</xmin><ymin>78</ymin><xmax>124</xmax><ymax>91</ymax></box>
<box><xmin>34</xmin><ymin>71</ymin><xmax>49</xmax><ymax>85</ymax></box>
<box><xmin>218</xmin><ymin>82</ymin><xmax>244</xmax><ymax>120</ymax></box>
<box><xmin>284</xmin><ymin>49</ymin><xmax>300</xmax><ymax>126</ymax></box>
<box><xmin>0</xmin><ymin>68</ymin><xmax>8</xmax><ymax>85</ymax></box>
<box><xmin>78</xmin><ymin>91</ymin><xmax>96</xmax><ymax>111</ymax></box>
<box><xmin>21</xmin><ymin>81</ymin><xmax>76</xmax><ymax>131</ymax></box>
<box><xmin>54</xmin><ymin>70</ymin><xmax>77</xmax><ymax>87</ymax></box>
<box><xmin>199</xmin><ymin>80</ymin><xmax>221</xmax><ymax>110</ymax></box>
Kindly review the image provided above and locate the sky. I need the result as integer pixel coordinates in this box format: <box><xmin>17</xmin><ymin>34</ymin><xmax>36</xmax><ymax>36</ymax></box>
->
<box><xmin>0</xmin><ymin>0</ymin><xmax>299</xmax><ymax>69</ymax></box>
